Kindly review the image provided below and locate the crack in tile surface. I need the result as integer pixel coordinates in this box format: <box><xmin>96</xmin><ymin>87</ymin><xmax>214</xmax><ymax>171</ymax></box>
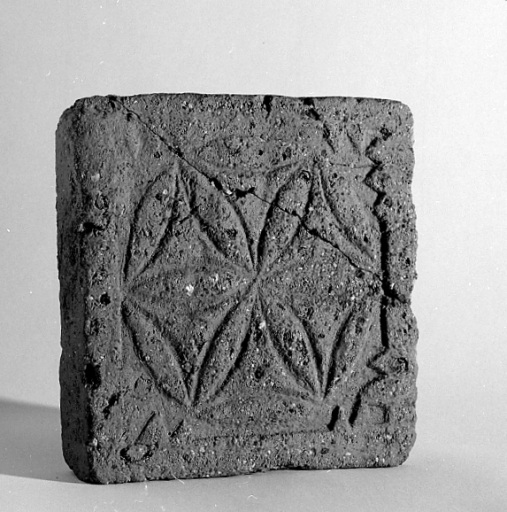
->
<box><xmin>117</xmin><ymin>99</ymin><xmax>388</xmax><ymax>297</ymax></box>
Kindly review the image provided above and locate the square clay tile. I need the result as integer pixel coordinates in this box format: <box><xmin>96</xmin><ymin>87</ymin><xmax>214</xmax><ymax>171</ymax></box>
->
<box><xmin>56</xmin><ymin>94</ymin><xmax>417</xmax><ymax>483</ymax></box>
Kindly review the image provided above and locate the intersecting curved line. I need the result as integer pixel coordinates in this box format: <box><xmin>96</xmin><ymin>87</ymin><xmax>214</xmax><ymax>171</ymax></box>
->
<box><xmin>124</xmin><ymin>168</ymin><xmax>177</xmax><ymax>284</ymax></box>
<box><xmin>178</xmin><ymin>165</ymin><xmax>255</xmax><ymax>273</ymax></box>
<box><xmin>259</xmin><ymin>295</ymin><xmax>321</xmax><ymax>398</ymax></box>
<box><xmin>121</xmin><ymin>299</ymin><xmax>191</xmax><ymax>407</ymax></box>
<box><xmin>190</xmin><ymin>292</ymin><xmax>254</xmax><ymax>404</ymax></box>
<box><xmin>256</xmin><ymin>166</ymin><xmax>307</xmax><ymax>274</ymax></box>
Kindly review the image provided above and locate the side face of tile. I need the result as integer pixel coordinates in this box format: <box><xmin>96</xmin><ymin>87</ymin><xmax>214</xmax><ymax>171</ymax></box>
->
<box><xmin>56</xmin><ymin>94</ymin><xmax>417</xmax><ymax>483</ymax></box>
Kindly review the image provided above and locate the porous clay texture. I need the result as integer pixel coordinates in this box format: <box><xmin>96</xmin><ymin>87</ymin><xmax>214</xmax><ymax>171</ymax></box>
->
<box><xmin>56</xmin><ymin>94</ymin><xmax>417</xmax><ymax>484</ymax></box>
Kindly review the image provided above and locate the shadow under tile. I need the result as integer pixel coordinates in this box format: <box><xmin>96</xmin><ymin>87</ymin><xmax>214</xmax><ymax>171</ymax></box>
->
<box><xmin>0</xmin><ymin>399</ymin><xmax>80</xmax><ymax>483</ymax></box>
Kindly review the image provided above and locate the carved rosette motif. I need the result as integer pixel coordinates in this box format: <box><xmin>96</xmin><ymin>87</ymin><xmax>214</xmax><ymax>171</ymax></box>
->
<box><xmin>120</xmin><ymin>128</ymin><xmax>388</xmax><ymax>429</ymax></box>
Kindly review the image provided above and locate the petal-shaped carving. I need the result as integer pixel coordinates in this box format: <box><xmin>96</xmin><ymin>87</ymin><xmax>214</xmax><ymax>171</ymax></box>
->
<box><xmin>318</xmin><ymin>169</ymin><xmax>380</xmax><ymax>272</ymax></box>
<box><xmin>319</xmin><ymin>166</ymin><xmax>379</xmax><ymax>265</ymax></box>
<box><xmin>325</xmin><ymin>300</ymin><xmax>377</xmax><ymax>396</ymax></box>
<box><xmin>261</xmin><ymin>297</ymin><xmax>321</xmax><ymax>397</ymax></box>
<box><xmin>122</xmin><ymin>299</ymin><xmax>190</xmax><ymax>407</ymax></box>
<box><xmin>125</xmin><ymin>166</ymin><xmax>177</xmax><ymax>283</ymax></box>
<box><xmin>321</xmin><ymin>308</ymin><xmax>354</xmax><ymax>395</ymax></box>
<box><xmin>191</xmin><ymin>291</ymin><xmax>255</xmax><ymax>405</ymax></box>
<box><xmin>129</xmin><ymin>262</ymin><xmax>249</xmax><ymax>325</ymax></box>
<box><xmin>257</xmin><ymin>168</ymin><xmax>312</xmax><ymax>273</ymax></box>
<box><xmin>179</xmin><ymin>162</ymin><xmax>254</xmax><ymax>271</ymax></box>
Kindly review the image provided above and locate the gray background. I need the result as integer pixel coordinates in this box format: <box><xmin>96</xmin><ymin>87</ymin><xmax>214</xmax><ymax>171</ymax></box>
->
<box><xmin>1</xmin><ymin>1</ymin><xmax>506</xmax><ymax>510</ymax></box>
